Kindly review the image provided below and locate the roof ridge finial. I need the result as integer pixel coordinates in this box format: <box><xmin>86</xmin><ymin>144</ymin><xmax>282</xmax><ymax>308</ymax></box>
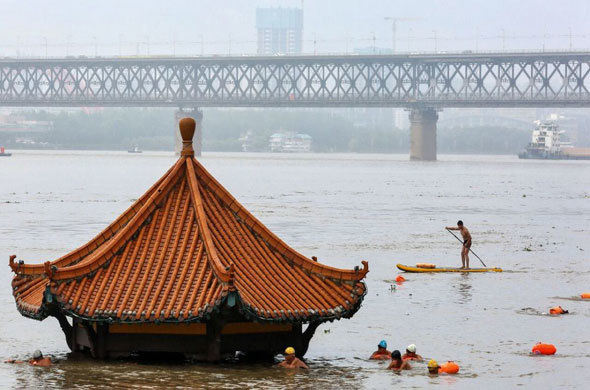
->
<box><xmin>179</xmin><ymin>117</ymin><xmax>196</xmax><ymax>157</ymax></box>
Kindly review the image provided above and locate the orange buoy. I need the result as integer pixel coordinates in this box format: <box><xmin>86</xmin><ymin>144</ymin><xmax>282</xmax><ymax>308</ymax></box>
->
<box><xmin>581</xmin><ymin>292</ymin><xmax>590</xmax><ymax>299</ymax></box>
<box><xmin>439</xmin><ymin>361</ymin><xmax>459</xmax><ymax>374</ymax></box>
<box><xmin>532</xmin><ymin>343</ymin><xmax>556</xmax><ymax>355</ymax></box>
<box><xmin>549</xmin><ymin>306</ymin><xmax>567</xmax><ymax>315</ymax></box>
<box><xmin>395</xmin><ymin>275</ymin><xmax>406</xmax><ymax>282</ymax></box>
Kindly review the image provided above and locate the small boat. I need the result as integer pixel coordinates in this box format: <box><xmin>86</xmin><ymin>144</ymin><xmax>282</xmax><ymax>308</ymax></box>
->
<box><xmin>397</xmin><ymin>263</ymin><xmax>502</xmax><ymax>273</ymax></box>
<box><xmin>128</xmin><ymin>146</ymin><xmax>142</xmax><ymax>154</ymax></box>
<box><xmin>0</xmin><ymin>147</ymin><xmax>12</xmax><ymax>157</ymax></box>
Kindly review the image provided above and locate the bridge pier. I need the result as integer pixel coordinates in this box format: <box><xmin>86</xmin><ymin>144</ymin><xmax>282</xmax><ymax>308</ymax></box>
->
<box><xmin>409</xmin><ymin>107</ymin><xmax>438</xmax><ymax>161</ymax></box>
<box><xmin>175</xmin><ymin>108</ymin><xmax>203</xmax><ymax>156</ymax></box>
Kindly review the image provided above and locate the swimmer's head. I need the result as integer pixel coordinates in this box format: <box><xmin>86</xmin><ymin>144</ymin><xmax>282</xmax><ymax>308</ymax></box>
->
<box><xmin>428</xmin><ymin>359</ymin><xmax>440</xmax><ymax>374</ymax></box>
<box><xmin>284</xmin><ymin>347</ymin><xmax>296</xmax><ymax>362</ymax></box>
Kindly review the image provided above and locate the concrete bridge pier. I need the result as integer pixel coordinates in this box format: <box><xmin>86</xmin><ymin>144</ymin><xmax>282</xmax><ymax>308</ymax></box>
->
<box><xmin>175</xmin><ymin>108</ymin><xmax>203</xmax><ymax>156</ymax></box>
<box><xmin>409</xmin><ymin>107</ymin><xmax>438</xmax><ymax>161</ymax></box>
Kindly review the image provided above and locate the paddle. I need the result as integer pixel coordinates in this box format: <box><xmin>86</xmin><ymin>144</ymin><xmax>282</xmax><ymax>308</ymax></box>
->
<box><xmin>445</xmin><ymin>228</ymin><xmax>488</xmax><ymax>268</ymax></box>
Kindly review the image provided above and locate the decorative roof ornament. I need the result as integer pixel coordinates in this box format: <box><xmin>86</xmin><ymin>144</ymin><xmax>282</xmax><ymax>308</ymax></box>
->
<box><xmin>179</xmin><ymin>117</ymin><xmax>195</xmax><ymax>157</ymax></box>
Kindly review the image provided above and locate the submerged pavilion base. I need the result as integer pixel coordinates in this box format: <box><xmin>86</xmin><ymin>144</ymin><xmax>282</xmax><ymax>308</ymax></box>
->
<box><xmin>66</xmin><ymin>317</ymin><xmax>319</xmax><ymax>361</ymax></box>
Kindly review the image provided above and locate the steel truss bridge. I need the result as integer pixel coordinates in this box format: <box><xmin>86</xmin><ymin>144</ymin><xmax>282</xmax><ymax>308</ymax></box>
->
<box><xmin>1</xmin><ymin>52</ymin><xmax>590</xmax><ymax>108</ymax></box>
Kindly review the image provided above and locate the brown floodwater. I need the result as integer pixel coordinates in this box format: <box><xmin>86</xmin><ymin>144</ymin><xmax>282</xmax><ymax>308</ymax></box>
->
<box><xmin>1</xmin><ymin>151</ymin><xmax>589</xmax><ymax>389</ymax></box>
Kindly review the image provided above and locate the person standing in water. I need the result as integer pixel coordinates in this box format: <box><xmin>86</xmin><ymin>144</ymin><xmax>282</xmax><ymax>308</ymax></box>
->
<box><xmin>370</xmin><ymin>340</ymin><xmax>391</xmax><ymax>360</ymax></box>
<box><xmin>446</xmin><ymin>220</ymin><xmax>472</xmax><ymax>269</ymax></box>
<box><xmin>387</xmin><ymin>350</ymin><xmax>411</xmax><ymax>371</ymax></box>
<box><xmin>278</xmin><ymin>347</ymin><xmax>309</xmax><ymax>369</ymax></box>
<box><xmin>402</xmin><ymin>344</ymin><xmax>423</xmax><ymax>361</ymax></box>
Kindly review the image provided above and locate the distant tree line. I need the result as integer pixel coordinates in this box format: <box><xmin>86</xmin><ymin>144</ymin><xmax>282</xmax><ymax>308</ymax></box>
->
<box><xmin>438</xmin><ymin>126</ymin><xmax>531</xmax><ymax>154</ymax></box>
<box><xmin>17</xmin><ymin>109</ymin><xmax>173</xmax><ymax>151</ymax></box>
<box><xmin>204</xmin><ymin>109</ymin><xmax>409</xmax><ymax>153</ymax></box>
<box><xmin>2</xmin><ymin>108</ymin><xmax>535</xmax><ymax>154</ymax></box>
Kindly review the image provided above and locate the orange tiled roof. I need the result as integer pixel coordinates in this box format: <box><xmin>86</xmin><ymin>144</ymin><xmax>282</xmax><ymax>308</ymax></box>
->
<box><xmin>10</xmin><ymin>118</ymin><xmax>368</xmax><ymax>323</ymax></box>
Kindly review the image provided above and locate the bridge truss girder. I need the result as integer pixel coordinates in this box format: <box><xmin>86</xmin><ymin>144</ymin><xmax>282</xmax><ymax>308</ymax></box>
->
<box><xmin>1</xmin><ymin>53</ymin><xmax>590</xmax><ymax>107</ymax></box>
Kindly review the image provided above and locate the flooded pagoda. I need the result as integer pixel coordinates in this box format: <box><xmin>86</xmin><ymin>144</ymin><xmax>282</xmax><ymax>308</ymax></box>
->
<box><xmin>9</xmin><ymin>118</ymin><xmax>368</xmax><ymax>360</ymax></box>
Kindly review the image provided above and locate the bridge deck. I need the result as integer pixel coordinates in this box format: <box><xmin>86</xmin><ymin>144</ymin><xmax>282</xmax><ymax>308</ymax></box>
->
<box><xmin>1</xmin><ymin>52</ymin><xmax>589</xmax><ymax>107</ymax></box>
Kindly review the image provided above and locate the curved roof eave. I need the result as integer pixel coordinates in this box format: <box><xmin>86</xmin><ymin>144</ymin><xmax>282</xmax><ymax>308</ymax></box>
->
<box><xmin>8</xmin><ymin>161</ymin><xmax>180</xmax><ymax>277</ymax></box>
<box><xmin>193</xmin><ymin>157</ymin><xmax>369</xmax><ymax>281</ymax></box>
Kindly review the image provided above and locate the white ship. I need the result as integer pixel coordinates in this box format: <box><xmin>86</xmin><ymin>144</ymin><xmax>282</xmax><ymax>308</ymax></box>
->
<box><xmin>269</xmin><ymin>132</ymin><xmax>312</xmax><ymax>153</ymax></box>
<box><xmin>518</xmin><ymin>121</ymin><xmax>590</xmax><ymax>160</ymax></box>
<box><xmin>128</xmin><ymin>145</ymin><xmax>143</xmax><ymax>154</ymax></box>
<box><xmin>518</xmin><ymin>121</ymin><xmax>564</xmax><ymax>159</ymax></box>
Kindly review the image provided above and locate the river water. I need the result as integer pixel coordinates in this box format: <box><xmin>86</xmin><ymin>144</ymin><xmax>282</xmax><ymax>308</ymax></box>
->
<box><xmin>0</xmin><ymin>151</ymin><xmax>589</xmax><ymax>389</ymax></box>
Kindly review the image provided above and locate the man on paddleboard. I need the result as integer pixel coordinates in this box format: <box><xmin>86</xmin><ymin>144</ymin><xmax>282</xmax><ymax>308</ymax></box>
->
<box><xmin>446</xmin><ymin>220</ymin><xmax>472</xmax><ymax>269</ymax></box>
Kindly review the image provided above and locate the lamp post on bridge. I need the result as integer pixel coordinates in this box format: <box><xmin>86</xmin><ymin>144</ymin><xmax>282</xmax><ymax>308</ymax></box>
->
<box><xmin>432</xmin><ymin>30</ymin><xmax>438</xmax><ymax>52</ymax></box>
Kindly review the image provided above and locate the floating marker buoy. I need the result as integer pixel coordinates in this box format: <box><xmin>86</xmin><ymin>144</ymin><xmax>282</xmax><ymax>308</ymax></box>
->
<box><xmin>532</xmin><ymin>343</ymin><xmax>556</xmax><ymax>355</ymax></box>
<box><xmin>439</xmin><ymin>361</ymin><xmax>459</xmax><ymax>374</ymax></box>
<box><xmin>581</xmin><ymin>292</ymin><xmax>590</xmax><ymax>299</ymax></box>
<box><xmin>395</xmin><ymin>275</ymin><xmax>406</xmax><ymax>282</ymax></box>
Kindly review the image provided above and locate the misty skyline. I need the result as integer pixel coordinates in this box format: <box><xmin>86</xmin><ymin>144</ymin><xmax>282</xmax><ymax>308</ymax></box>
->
<box><xmin>2</xmin><ymin>0</ymin><xmax>590</xmax><ymax>57</ymax></box>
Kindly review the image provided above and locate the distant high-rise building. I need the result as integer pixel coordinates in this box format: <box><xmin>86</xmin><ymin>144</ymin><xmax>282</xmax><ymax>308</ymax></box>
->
<box><xmin>256</xmin><ymin>7</ymin><xmax>303</xmax><ymax>55</ymax></box>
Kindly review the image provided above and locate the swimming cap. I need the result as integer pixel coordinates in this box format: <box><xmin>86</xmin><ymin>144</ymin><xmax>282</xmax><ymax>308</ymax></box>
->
<box><xmin>407</xmin><ymin>344</ymin><xmax>416</xmax><ymax>353</ymax></box>
<box><xmin>32</xmin><ymin>350</ymin><xmax>43</xmax><ymax>359</ymax></box>
<box><xmin>378</xmin><ymin>340</ymin><xmax>387</xmax><ymax>349</ymax></box>
<box><xmin>284</xmin><ymin>347</ymin><xmax>295</xmax><ymax>355</ymax></box>
<box><xmin>391</xmin><ymin>350</ymin><xmax>401</xmax><ymax>360</ymax></box>
<box><xmin>428</xmin><ymin>359</ymin><xmax>439</xmax><ymax>368</ymax></box>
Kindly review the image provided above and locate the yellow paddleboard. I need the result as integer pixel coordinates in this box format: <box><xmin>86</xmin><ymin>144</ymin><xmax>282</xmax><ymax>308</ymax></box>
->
<box><xmin>396</xmin><ymin>263</ymin><xmax>503</xmax><ymax>273</ymax></box>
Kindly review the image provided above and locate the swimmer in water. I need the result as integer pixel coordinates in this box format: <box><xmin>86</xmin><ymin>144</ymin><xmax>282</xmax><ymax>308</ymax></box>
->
<box><xmin>427</xmin><ymin>359</ymin><xmax>440</xmax><ymax>375</ymax></box>
<box><xmin>402</xmin><ymin>344</ymin><xmax>423</xmax><ymax>361</ymax></box>
<box><xmin>4</xmin><ymin>350</ymin><xmax>52</xmax><ymax>367</ymax></box>
<box><xmin>446</xmin><ymin>220</ymin><xmax>472</xmax><ymax>269</ymax></box>
<box><xmin>387</xmin><ymin>350</ymin><xmax>411</xmax><ymax>371</ymax></box>
<box><xmin>549</xmin><ymin>306</ymin><xmax>568</xmax><ymax>315</ymax></box>
<box><xmin>278</xmin><ymin>347</ymin><xmax>309</xmax><ymax>369</ymax></box>
<box><xmin>370</xmin><ymin>340</ymin><xmax>391</xmax><ymax>360</ymax></box>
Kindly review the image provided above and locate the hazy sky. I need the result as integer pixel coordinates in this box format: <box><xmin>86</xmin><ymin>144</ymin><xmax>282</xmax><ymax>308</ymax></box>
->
<box><xmin>2</xmin><ymin>0</ymin><xmax>590</xmax><ymax>57</ymax></box>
